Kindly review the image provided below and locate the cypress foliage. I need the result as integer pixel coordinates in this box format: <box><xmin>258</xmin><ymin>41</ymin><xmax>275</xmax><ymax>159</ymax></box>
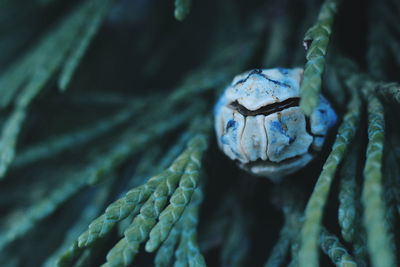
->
<box><xmin>0</xmin><ymin>0</ymin><xmax>399</xmax><ymax>266</ymax></box>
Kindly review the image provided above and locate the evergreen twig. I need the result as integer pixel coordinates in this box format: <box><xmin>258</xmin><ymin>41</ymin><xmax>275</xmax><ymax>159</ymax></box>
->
<box><xmin>0</xmin><ymin>173</ymin><xmax>87</xmax><ymax>251</ymax></box>
<box><xmin>300</xmin><ymin>0</ymin><xmax>339</xmax><ymax>115</ymax></box>
<box><xmin>13</xmin><ymin>102</ymin><xmax>145</xmax><ymax>168</ymax></box>
<box><xmin>46</xmin><ymin>178</ymin><xmax>113</xmax><ymax>267</ymax></box>
<box><xmin>362</xmin><ymin>94</ymin><xmax>396</xmax><ymax>267</ymax></box>
<box><xmin>146</xmin><ymin>134</ymin><xmax>209</xmax><ymax>252</ymax></box>
<box><xmin>221</xmin><ymin>193</ymin><xmax>251</xmax><ymax>267</ymax></box>
<box><xmin>0</xmin><ymin>107</ymin><xmax>26</xmax><ymax>178</ymax></box>
<box><xmin>174</xmin><ymin>0</ymin><xmax>192</xmax><ymax>21</ymax></box>
<box><xmin>298</xmin><ymin>92</ymin><xmax>361</xmax><ymax>267</ymax></box>
<box><xmin>0</xmin><ymin>0</ymin><xmax>112</xmax><ymax>108</ymax></box>
<box><xmin>172</xmin><ymin>187</ymin><xmax>206</xmax><ymax>267</ymax></box>
<box><xmin>77</xmin><ymin>154</ymin><xmax>189</xmax><ymax>249</ymax></box>
<box><xmin>375</xmin><ymin>82</ymin><xmax>400</xmax><ymax>104</ymax></box>
<box><xmin>154</xmin><ymin>226</ymin><xmax>181</xmax><ymax>267</ymax></box>
<box><xmin>320</xmin><ymin>228</ymin><xmax>357</xmax><ymax>267</ymax></box>
<box><xmin>264</xmin><ymin>219</ymin><xmax>292</xmax><ymax>267</ymax></box>
<box><xmin>353</xmin><ymin>233</ymin><xmax>367</xmax><ymax>267</ymax></box>
<box><xmin>103</xmin><ymin>124</ymin><xmax>209</xmax><ymax>266</ymax></box>
<box><xmin>116</xmin><ymin>147</ymin><xmax>163</xmax><ymax>235</ymax></box>
<box><xmin>267</xmin><ymin>185</ymin><xmax>304</xmax><ymax>267</ymax></box>
<box><xmin>85</xmin><ymin>104</ymin><xmax>197</xmax><ymax>185</ymax></box>
<box><xmin>58</xmin><ymin>0</ymin><xmax>113</xmax><ymax>91</ymax></box>
<box><xmin>0</xmin><ymin>0</ymin><xmax>115</xmax><ymax>178</ymax></box>
<box><xmin>287</xmin><ymin>205</ymin><xmax>304</xmax><ymax>267</ymax></box>
<box><xmin>338</xmin><ymin>142</ymin><xmax>359</xmax><ymax>243</ymax></box>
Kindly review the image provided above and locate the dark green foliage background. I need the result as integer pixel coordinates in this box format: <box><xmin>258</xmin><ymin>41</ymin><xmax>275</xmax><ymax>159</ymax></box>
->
<box><xmin>0</xmin><ymin>0</ymin><xmax>399</xmax><ymax>266</ymax></box>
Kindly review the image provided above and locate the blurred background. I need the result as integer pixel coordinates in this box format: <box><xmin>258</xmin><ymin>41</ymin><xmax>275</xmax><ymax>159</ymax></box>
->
<box><xmin>0</xmin><ymin>0</ymin><xmax>399</xmax><ymax>266</ymax></box>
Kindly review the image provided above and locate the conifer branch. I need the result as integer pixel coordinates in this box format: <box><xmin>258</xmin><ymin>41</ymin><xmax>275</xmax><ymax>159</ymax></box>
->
<box><xmin>265</xmin><ymin>206</ymin><xmax>302</xmax><ymax>267</ymax></box>
<box><xmin>362</xmin><ymin>94</ymin><xmax>396</xmax><ymax>267</ymax></box>
<box><xmin>320</xmin><ymin>228</ymin><xmax>357</xmax><ymax>267</ymax></box>
<box><xmin>101</xmin><ymin>119</ymin><xmax>210</xmax><ymax>266</ymax></box>
<box><xmin>0</xmin><ymin>107</ymin><xmax>26</xmax><ymax>178</ymax></box>
<box><xmin>47</xmin><ymin>179</ymin><xmax>113</xmax><ymax>267</ymax></box>
<box><xmin>264</xmin><ymin>221</ymin><xmax>292</xmax><ymax>267</ymax></box>
<box><xmin>58</xmin><ymin>0</ymin><xmax>113</xmax><ymax>91</ymax></box>
<box><xmin>48</xmin><ymin>108</ymin><xmax>196</xmax><ymax>262</ymax></box>
<box><xmin>13</xmin><ymin>102</ymin><xmax>144</xmax><ymax>168</ymax></box>
<box><xmin>353</xmin><ymin>234</ymin><xmax>367</xmax><ymax>267</ymax></box>
<box><xmin>71</xmin><ymin>118</ymin><xmax>209</xmax><ymax>266</ymax></box>
<box><xmin>155</xmin><ymin>226</ymin><xmax>181</xmax><ymax>267</ymax></box>
<box><xmin>120</xmin><ymin>152</ymin><xmax>192</xmax><ymax>256</ymax></box>
<box><xmin>146</xmin><ymin>135</ymin><xmax>208</xmax><ymax>252</ymax></box>
<box><xmin>338</xmin><ymin>142</ymin><xmax>360</xmax><ymax>243</ymax></box>
<box><xmin>0</xmin><ymin>0</ymin><xmax>112</xmax><ymax>108</ymax></box>
<box><xmin>0</xmin><ymin>174</ymin><xmax>87</xmax><ymax>251</ymax></box>
<box><xmin>174</xmin><ymin>0</ymin><xmax>192</xmax><ymax>21</ymax></box>
<box><xmin>219</xmin><ymin>188</ymin><xmax>251</xmax><ymax>267</ymax></box>
<box><xmin>266</xmin><ymin>185</ymin><xmax>304</xmax><ymax>267</ymax></box>
<box><xmin>172</xmin><ymin>187</ymin><xmax>206</xmax><ymax>267</ymax></box>
<box><xmin>78</xmin><ymin>169</ymin><xmax>181</xmax><ymax>248</ymax></box>
<box><xmin>300</xmin><ymin>0</ymin><xmax>339</xmax><ymax>115</ymax></box>
<box><xmin>298</xmin><ymin>92</ymin><xmax>361</xmax><ymax>267</ymax></box>
<box><xmin>375</xmin><ymin>82</ymin><xmax>400</xmax><ymax>104</ymax></box>
<box><xmin>155</xmin><ymin>187</ymin><xmax>205</xmax><ymax>267</ymax></box>
<box><xmin>86</xmin><ymin>104</ymin><xmax>196</xmax><ymax>184</ymax></box>
<box><xmin>0</xmin><ymin>0</ymin><xmax>116</xmax><ymax>178</ymax></box>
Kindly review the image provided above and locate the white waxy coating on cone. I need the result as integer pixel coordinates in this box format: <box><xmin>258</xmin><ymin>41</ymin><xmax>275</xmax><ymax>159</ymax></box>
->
<box><xmin>226</xmin><ymin>68</ymin><xmax>303</xmax><ymax>111</ymax></box>
<box><xmin>240</xmin><ymin>153</ymin><xmax>313</xmax><ymax>181</ymax></box>
<box><xmin>241</xmin><ymin>115</ymin><xmax>268</xmax><ymax>161</ymax></box>
<box><xmin>218</xmin><ymin>106</ymin><xmax>247</xmax><ymax>162</ymax></box>
<box><xmin>264</xmin><ymin>107</ymin><xmax>313</xmax><ymax>162</ymax></box>
<box><xmin>214</xmin><ymin>67</ymin><xmax>337</xmax><ymax>179</ymax></box>
<box><xmin>312</xmin><ymin>136</ymin><xmax>325</xmax><ymax>151</ymax></box>
<box><xmin>310</xmin><ymin>96</ymin><xmax>338</xmax><ymax>136</ymax></box>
